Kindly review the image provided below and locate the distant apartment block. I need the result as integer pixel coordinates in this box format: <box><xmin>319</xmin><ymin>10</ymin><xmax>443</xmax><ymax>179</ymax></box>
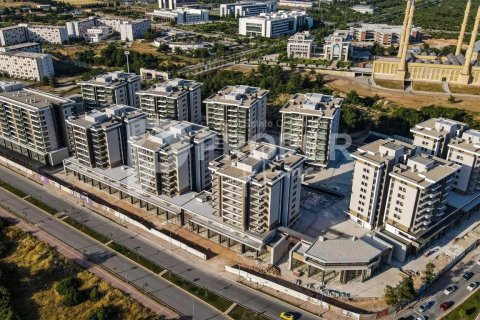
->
<box><xmin>351</xmin><ymin>23</ymin><xmax>421</xmax><ymax>46</ymax></box>
<box><xmin>411</xmin><ymin>118</ymin><xmax>467</xmax><ymax>158</ymax></box>
<box><xmin>66</xmin><ymin>105</ymin><xmax>146</xmax><ymax>169</ymax></box>
<box><xmin>85</xmin><ymin>26</ymin><xmax>113</xmax><ymax>43</ymax></box>
<box><xmin>220</xmin><ymin>1</ymin><xmax>277</xmax><ymax>18</ymax></box>
<box><xmin>287</xmin><ymin>31</ymin><xmax>316</xmax><ymax>59</ymax></box>
<box><xmin>79</xmin><ymin>71</ymin><xmax>141</xmax><ymax>108</ymax></box>
<box><xmin>0</xmin><ymin>88</ymin><xmax>78</xmax><ymax>165</ymax></box>
<box><xmin>0</xmin><ymin>52</ymin><xmax>54</xmax><ymax>81</ymax></box>
<box><xmin>205</xmin><ymin>85</ymin><xmax>268</xmax><ymax>151</ymax></box>
<box><xmin>66</xmin><ymin>17</ymin><xmax>97</xmax><ymax>38</ymax></box>
<box><xmin>137</xmin><ymin>78</ymin><xmax>202</xmax><ymax>125</ymax></box>
<box><xmin>129</xmin><ymin>121</ymin><xmax>217</xmax><ymax>196</ymax></box>
<box><xmin>120</xmin><ymin>19</ymin><xmax>151</xmax><ymax>41</ymax></box>
<box><xmin>280</xmin><ymin>93</ymin><xmax>343</xmax><ymax>167</ymax></box>
<box><xmin>348</xmin><ymin>139</ymin><xmax>416</xmax><ymax>230</ymax></box>
<box><xmin>323</xmin><ymin>30</ymin><xmax>352</xmax><ymax>61</ymax></box>
<box><xmin>0</xmin><ymin>24</ymin><xmax>68</xmax><ymax>45</ymax></box>
<box><xmin>0</xmin><ymin>25</ymin><xmax>29</xmax><ymax>46</ymax></box>
<box><xmin>0</xmin><ymin>42</ymin><xmax>41</xmax><ymax>53</ymax></box>
<box><xmin>447</xmin><ymin>129</ymin><xmax>480</xmax><ymax>194</ymax></box>
<box><xmin>147</xmin><ymin>8</ymin><xmax>209</xmax><ymax>25</ymax></box>
<box><xmin>238</xmin><ymin>11</ymin><xmax>313</xmax><ymax>38</ymax></box>
<box><xmin>352</xmin><ymin>5</ymin><xmax>377</xmax><ymax>14</ymax></box>
<box><xmin>96</xmin><ymin>17</ymin><xmax>126</xmax><ymax>32</ymax></box>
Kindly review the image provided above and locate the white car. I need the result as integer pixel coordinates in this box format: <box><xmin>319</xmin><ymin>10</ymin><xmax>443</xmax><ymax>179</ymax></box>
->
<box><xmin>443</xmin><ymin>285</ymin><xmax>456</xmax><ymax>295</ymax></box>
<box><xmin>467</xmin><ymin>282</ymin><xmax>478</xmax><ymax>291</ymax></box>
<box><xmin>415</xmin><ymin>316</ymin><xmax>425</xmax><ymax>320</ymax></box>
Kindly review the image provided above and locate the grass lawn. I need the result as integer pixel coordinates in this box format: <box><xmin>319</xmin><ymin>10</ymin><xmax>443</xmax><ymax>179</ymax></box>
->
<box><xmin>413</xmin><ymin>81</ymin><xmax>444</xmax><ymax>92</ymax></box>
<box><xmin>63</xmin><ymin>217</ymin><xmax>110</xmax><ymax>244</ymax></box>
<box><xmin>0</xmin><ymin>179</ymin><xmax>28</xmax><ymax>198</ymax></box>
<box><xmin>228</xmin><ymin>304</ymin><xmax>270</xmax><ymax>320</ymax></box>
<box><xmin>108</xmin><ymin>242</ymin><xmax>163</xmax><ymax>274</ymax></box>
<box><xmin>374</xmin><ymin>79</ymin><xmax>404</xmax><ymax>90</ymax></box>
<box><xmin>24</xmin><ymin>196</ymin><xmax>58</xmax><ymax>215</ymax></box>
<box><xmin>442</xmin><ymin>288</ymin><xmax>480</xmax><ymax>320</ymax></box>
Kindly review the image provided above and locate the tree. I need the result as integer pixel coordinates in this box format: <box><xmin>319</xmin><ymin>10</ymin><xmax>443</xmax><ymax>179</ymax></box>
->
<box><xmin>384</xmin><ymin>285</ymin><xmax>399</xmax><ymax>306</ymax></box>
<box><xmin>384</xmin><ymin>277</ymin><xmax>416</xmax><ymax>306</ymax></box>
<box><xmin>345</xmin><ymin>90</ymin><xmax>360</xmax><ymax>104</ymax></box>
<box><xmin>424</xmin><ymin>262</ymin><xmax>436</xmax><ymax>284</ymax></box>
<box><xmin>89</xmin><ymin>286</ymin><xmax>101</xmax><ymax>301</ymax></box>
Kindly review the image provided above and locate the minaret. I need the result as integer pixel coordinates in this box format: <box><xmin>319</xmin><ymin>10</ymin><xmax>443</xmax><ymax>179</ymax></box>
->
<box><xmin>459</xmin><ymin>5</ymin><xmax>480</xmax><ymax>84</ymax></box>
<box><xmin>397</xmin><ymin>0</ymin><xmax>412</xmax><ymax>58</ymax></box>
<box><xmin>456</xmin><ymin>0</ymin><xmax>472</xmax><ymax>56</ymax></box>
<box><xmin>396</xmin><ymin>0</ymin><xmax>415</xmax><ymax>80</ymax></box>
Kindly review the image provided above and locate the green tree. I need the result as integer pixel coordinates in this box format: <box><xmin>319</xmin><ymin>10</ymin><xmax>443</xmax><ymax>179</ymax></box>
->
<box><xmin>424</xmin><ymin>262</ymin><xmax>436</xmax><ymax>284</ymax></box>
<box><xmin>384</xmin><ymin>285</ymin><xmax>399</xmax><ymax>306</ymax></box>
<box><xmin>345</xmin><ymin>90</ymin><xmax>360</xmax><ymax>104</ymax></box>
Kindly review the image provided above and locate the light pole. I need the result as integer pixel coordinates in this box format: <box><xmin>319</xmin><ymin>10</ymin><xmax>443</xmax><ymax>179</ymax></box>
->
<box><xmin>125</xmin><ymin>51</ymin><xmax>130</xmax><ymax>73</ymax></box>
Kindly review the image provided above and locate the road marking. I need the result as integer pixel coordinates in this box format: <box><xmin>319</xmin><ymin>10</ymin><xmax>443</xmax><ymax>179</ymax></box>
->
<box><xmin>224</xmin><ymin>302</ymin><xmax>237</xmax><ymax>315</ymax></box>
<box><xmin>159</xmin><ymin>269</ymin><xmax>168</xmax><ymax>276</ymax></box>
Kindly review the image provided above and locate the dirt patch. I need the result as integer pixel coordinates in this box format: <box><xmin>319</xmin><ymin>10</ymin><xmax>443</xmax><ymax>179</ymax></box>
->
<box><xmin>423</xmin><ymin>38</ymin><xmax>458</xmax><ymax>49</ymax></box>
<box><xmin>222</xmin><ymin>64</ymin><xmax>258</xmax><ymax>74</ymax></box>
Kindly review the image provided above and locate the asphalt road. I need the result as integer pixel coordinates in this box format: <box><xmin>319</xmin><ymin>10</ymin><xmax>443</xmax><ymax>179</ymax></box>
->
<box><xmin>399</xmin><ymin>255</ymin><xmax>480</xmax><ymax>320</ymax></box>
<box><xmin>0</xmin><ymin>165</ymin><xmax>321</xmax><ymax>320</ymax></box>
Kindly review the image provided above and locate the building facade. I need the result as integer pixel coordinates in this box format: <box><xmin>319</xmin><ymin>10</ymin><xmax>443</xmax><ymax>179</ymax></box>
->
<box><xmin>0</xmin><ymin>42</ymin><xmax>41</xmax><ymax>53</ymax></box>
<box><xmin>220</xmin><ymin>1</ymin><xmax>277</xmax><ymax>18</ymax></box>
<box><xmin>322</xmin><ymin>30</ymin><xmax>352</xmax><ymax>61</ymax></box>
<box><xmin>287</xmin><ymin>31</ymin><xmax>316</xmax><ymax>59</ymax></box>
<box><xmin>0</xmin><ymin>25</ymin><xmax>29</xmax><ymax>46</ymax></box>
<box><xmin>147</xmin><ymin>8</ymin><xmax>209</xmax><ymax>25</ymax></box>
<box><xmin>22</xmin><ymin>24</ymin><xmax>69</xmax><ymax>44</ymax></box>
<box><xmin>120</xmin><ymin>19</ymin><xmax>151</xmax><ymax>41</ymax></box>
<box><xmin>0</xmin><ymin>52</ymin><xmax>54</xmax><ymax>81</ymax></box>
<box><xmin>158</xmin><ymin>0</ymin><xmax>197</xmax><ymax>10</ymax></box>
<box><xmin>66</xmin><ymin>17</ymin><xmax>97</xmax><ymax>38</ymax></box>
<box><xmin>351</xmin><ymin>23</ymin><xmax>420</xmax><ymax>47</ymax></box>
<box><xmin>238</xmin><ymin>11</ymin><xmax>313</xmax><ymax>38</ymax></box>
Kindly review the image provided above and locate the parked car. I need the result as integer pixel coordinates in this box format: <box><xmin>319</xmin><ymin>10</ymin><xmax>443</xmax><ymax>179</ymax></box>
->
<box><xmin>443</xmin><ymin>285</ymin><xmax>456</xmax><ymax>295</ymax></box>
<box><xmin>477</xmin><ymin>259</ymin><xmax>480</xmax><ymax>266</ymax></box>
<box><xmin>467</xmin><ymin>282</ymin><xmax>478</xmax><ymax>291</ymax></box>
<box><xmin>280</xmin><ymin>311</ymin><xmax>296</xmax><ymax>320</ymax></box>
<box><xmin>418</xmin><ymin>301</ymin><xmax>434</xmax><ymax>313</ymax></box>
<box><xmin>462</xmin><ymin>271</ymin><xmax>474</xmax><ymax>281</ymax></box>
<box><xmin>440</xmin><ymin>301</ymin><xmax>452</xmax><ymax>311</ymax></box>
<box><xmin>415</xmin><ymin>316</ymin><xmax>425</xmax><ymax>320</ymax></box>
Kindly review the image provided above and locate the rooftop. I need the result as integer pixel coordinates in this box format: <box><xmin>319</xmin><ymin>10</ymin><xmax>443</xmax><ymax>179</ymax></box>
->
<box><xmin>280</xmin><ymin>93</ymin><xmax>343</xmax><ymax>118</ymax></box>
<box><xmin>352</xmin><ymin>139</ymin><xmax>415</xmax><ymax>166</ymax></box>
<box><xmin>0</xmin><ymin>88</ymin><xmax>73</xmax><ymax>110</ymax></box>
<box><xmin>137</xmin><ymin>78</ymin><xmax>201</xmax><ymax>98</ymax></box>
<box><xmin>79</xmin><ymin>71</ymin><xmax>139</xmax><ymax>86</ymax></box>
<box><xmin>204</xmin><ymin>85</ymin><xmax>268</xmax><ymax>107</ymax></box>
<box><xmin>448</xmin><ymin>129</ymin><xmax>480</xmax><ymax>155</ymax></box>
<box><xmin>241</xmin><ymin>10</ymin><xmax>308</xmax><ymax>20</ymax></box>
<box><xmin>411</xmin><ymin>118</ymin><xmax>468</xmax><ymax>139</ymax></box>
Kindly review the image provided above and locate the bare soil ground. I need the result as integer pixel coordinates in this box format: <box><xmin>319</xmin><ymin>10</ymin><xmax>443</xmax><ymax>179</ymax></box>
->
<box><xmin>0</xmin><ymin>0</ymin><xmax>36</xmax><ymax>7</ymax></box>
<box><xmin>422</xmin><ymin>38</ymin><xmax>458</xmax><ymax>49</ymax></box>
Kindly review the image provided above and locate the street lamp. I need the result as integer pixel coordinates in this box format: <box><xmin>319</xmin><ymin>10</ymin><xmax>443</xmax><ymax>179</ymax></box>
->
<box><xmin>125</xmin><ymin>51</ymin><xmax>130</xmax><ymax>73</ymax></box>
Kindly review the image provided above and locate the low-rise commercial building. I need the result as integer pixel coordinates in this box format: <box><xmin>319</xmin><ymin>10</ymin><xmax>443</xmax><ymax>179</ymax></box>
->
<box><xmin>137</xmin><ymin>78</ymin><xmax>202</xmax><ymax>125</ymax></box>
<box><xmin>146</xmin><ymin>8</ymin><xmax>209</xmax><ymax>25</ymax></box>
<box><xmin>280</xmin><ymin>93</ymin><xmax>343</xmax><ymax>167</ymax></box>
<box><xmin>120</xmin><ymin>19</ymin><xmax>151</xmax><ymax>41</ymax></box>
<box><xmin>220</xmin><ymin>1</ymin><xmax>277</xmax><ymax>18</ymax></box>
<box><xmin>79</xmin><ymin>71</ymin><xmax>141</xmax><ymax>108</ymax></box>
<box><xmin>238</xmin><ymin>11</ymin><xmax>313</xmax><ymax>38</ymax></box>
<box><xmin>205</xmin><ymin>85</ymin><xmax>268</xmax><ymax>151</ymax></box>
<box><xmin>322</xmin><ymin>30</ymin><xmax>352</xmax><ymax>61</ymax></box>
<box><xmin>287</xmin><ymin>31</ymin><xmax>316</xmax><ymax>59</ymax></box>
<box><xmin>0</xmin><ymin>52</ymin><xmax>54</xmax><ymax>81</ymax></box>
<box><xmin>0</xmin><ymin>42</ymin><xmax>41</xmax><ymax>53</ymax></box>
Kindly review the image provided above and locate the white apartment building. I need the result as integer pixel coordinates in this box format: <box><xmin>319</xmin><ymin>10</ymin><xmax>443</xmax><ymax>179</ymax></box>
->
<box><xmin>205</xmin><ymin>85</ymin><xmax>268</xmax><ymax>152</ymax></box>
<box><xmin>238</xmin><ymin>11</ymin><xmax>313</xmax><ymax>38</ymax></box>
<box><xmin>22</xmin><ymin>24</ymin><xmax>68</xmax><ymax>44</ymax></box>
<box><xmin>147</xmin><ymin>8</ymin><xmax>209</xmax><ymax>25</ymax></box>
<box><xmin>447</xmin><ymin>129</ymin><xmax>480</xmax><ymax>194</ymax></box>
<box><xmin>129</xmin><ymin>121</ymin><xmax>217</xmax><ymax>196</ymax></box>
<box><xmin>0</xmin><ymin>81</ymin><xmax>23</xmax><ymax>92</ymax></box>
<box><xmin>66</xmin><ymin>17</ymin><xmax>97</xmax><ymax>38</ymax></box>
<box><xmin>277</xmin><ymin>0</ymin><xmax>314</xmax><ymax>9</ymax></box>
<box><xmin>209</xmin><ymin>142</ymin><xmax>306</xmax><ymax>232</ymax></box>
<box><xmin>0</xmin><ymin>52</ymin><xmax>54</xmax><ymax>81</ymax></box>
<box><xmin>79</xmin><ymin>71</ymin><xmax>141</xmax><ymax>108</ymax></box>
<box><xmin>411</xmin><ymin>118</ymin><xmax>467</xmax><ymax>158</ymax></box>
<box><xmin>97</xmin><ymin>17</ymin><xmax>126</xmax><ymax>32</ymax></box>
<box><xmin>0</xmin><ymin>88</ymin><xmax>77</xmax><ymax>165</ymax></box>
<box><xmin>384</xmin><ymin>154</ymin><xmax>459</xmax><ymax>243</ymax></box>
<box><xmin>137</xmin><ymin>78</ymin><xmax>202</xmax><ymax>125</ymax></box>
<box><xmin>352</xmin><ymin>5</ymin><xmax>377</xmax><ymax>14</ymax></box>
<box><xmin>220</xmin><ymin>1</ymin><xmax>277</xmax><ymax>18</ymax></box>
<box><xmin>348</xmin><ymin>139</ymin><xmax>416</xmax><ymax>230</ymax></box>
<box><xmin>120</xmin><ymin>19</ymin><xmax>151</xmax><ymax>41</ymax></box>
<box><xmin>85</xmin><ymin>26</ymin><xmax>113</xmax><ymax>43</ymax></box>
<box><xmin>280</xmin><ymin>93</ymin><xmax>343</xmax><ymax>167</ymax></box>
<box><xmin>0</xmin><ymin>25</ymin><xmax>28</xmax><ymax>46</ymax></box>
<box><xmin>287</xmin><ymin>31</ymin><xmax>316</xmax><ymax>59</ymax></box>
<box><xmin>323</xmin><ymin>30</ymin><xmax>353</xmax><ymax>61</ymax></box>
<box><xmin>158</xmin><ymin>0</ymin><xmax>197</xmax><ymax>10</ymax></box>
<box><xmin>0</xmin><ymin>42</ymin><xmax>41</xmax><ymax>53</ymax></box>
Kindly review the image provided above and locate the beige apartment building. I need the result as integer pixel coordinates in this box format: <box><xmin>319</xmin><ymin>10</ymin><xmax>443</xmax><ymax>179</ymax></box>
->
<box><xmin>383</xmin><ymin>154</ymin><xmax>460</xmax><ymax>244</ymax></box>
<box><xmin>137</xmin><ymin>78</ymin><xmax>202</xmax><ymax>126</ymax></box>
<box><xmin>205</xmin><ymin>85</ymin><xmax>268</xmax><ymax>152</ymax></box>
<box><xmin>129</xmin><ymin>121</ymin><xmax>217</xmax><ymax>196</ymax></box>
<box><xmin>447</xmin><ymin>129</ymin><xmax>480</xmax><ymax>194</ymax></box>
<box><xmin>66</xmin><ymin>105</ymin><xmax>146</xmax><ymax>169</ymax></box>
<box><xmin>209</xmin><ymin>142</ymin><xmax>306</xmax><ymax>232</ymax></box>
<box><xmin>287</xmin><ymin>31</ymin><xmax>317</xmax><ymax>59</ymax></box>
<box><xmin>280</xmin><ymin>93</ymin><xmax>343</xmax><ymax>167</ymax></box>
<box><xmin>0</xmin><ymin>52</ymin><xmax>54</xmax><ymax>81</ymax></box>
<box><xmin>411</xmin><ymin>118</ymin><xmax>467</xmax><ymax>158</ymax></box>
<box><xmin>348</xmin><ymin>139</ymin><xmax>416</xmax><ymax>230</ymax></box>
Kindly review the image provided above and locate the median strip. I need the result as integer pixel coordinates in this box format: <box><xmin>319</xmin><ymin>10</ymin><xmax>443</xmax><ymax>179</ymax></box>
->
<box><xmin>0</xmin><ymin>179</ymin><xmax>28</xmax><ymax>198</ymax></box>
<box><xmin>24</xmin><ymin>196</ymin><xmax>58</xmax><ymax>215</ymax></box>
<box><xmin>108</xmin><ymin>242</ymin><xmax>164</xmax><ymax>274</ymax></box>
<box><xmin>63</xmin><ymin>216</ymin><xmax>110</xmax><ymax>244</ymax></box>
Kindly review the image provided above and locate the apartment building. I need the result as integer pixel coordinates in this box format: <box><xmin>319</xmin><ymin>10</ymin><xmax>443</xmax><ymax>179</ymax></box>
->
<box><xmin>220</xmin><ymin>1</ymin><xmax>277</xmax><ymax>18</ymax></box>
<box><xmin>238</xmin><ymin>11</ymin><xmax>313</xmax><ymax>38</ymax></box>
<box><xmin>323</xmin><ymin>30</ymin><xmax>353</xmax><ymax>61</ymax></box>
<box><xmin>0</xmin><ymin>25</ymin><xmax>28</xmax><ymax>46</ymax></box>
<box><xmin>85</xmin><ymin>26</ymin><xmax>113</xmax><ymax>43</ymax></box>
<box><xmin>287</xmin><ymin>31</ymin><xmax>316</xmax><ymax>59</ymax></box>
<box><xmin>280</xmin><ymin>93</ymin><xmax>343</xmax><ymax>167</ymax></box>
<box><xmin>348</xmin><ymin>139</ymin><xmax>416</xmax><ymax>230</ymax></box>
<box><xmin>137</xmin><ymin>78</ymin><xmax>202</xmax><ymax>125</ymax></box>
<box><xmin>383</xmin><ymin>154</ymin><xmax>459</xmax><ymax>243</ymax></box>
<box><xmin>22</xmin><ymin>24</ymin><xmax>68</xmax><ymax>44</ymax></box>
<box><xmin>0</xmin><ymin>88</ymin><xmax>78</xmax><ymax>165</ymax></box>
<box><xmin>66</xmin><ymin>105</ymin><xmax>146</xmax><ymax>169</ymax></box>
<box><xmin>120</xmin><ymin>19</ymin><xmax>151</xmax><ymax>41</ymax></box>
<box><xmin>158</xmin><ymin>0</ymin><xmax>197</xmax><ymax>10</ymax></box>
<box><xmin>147</xmin><ymin>8</ymin><xmax>209</xmax><ymax>25</ymax></box>
<box><xmin>129</xmin><ymin>121</ymin><xmax>217</xmax><ymax>196</ymax></box>
<box><xmin>351</xmin><ymin>23</ymin><xmax>421</xmax><ymax>46</ymax></box>
<box><xmin>0</xmin><ymin>42</ymin><xmax>41</xmax><ymax>54</ymax></box>
<box><xmin>96</xmin><ymin>17</ymin><xmax>125</xmax><ymax>32</ymax></box>
<box><xmin>79</xmin><ymin>71</ymin><xmax>141</xmax><ymax>108</ymax></box>
<box><xmin>205</xmin><ymin>85</ymin><xmax>268</xmax><ymax>152</ymax></box>
<box><xmin>411</xmin><ymin>118</ymin><xmax>467</xmax><ymax>158</ymax></box>
<box><xmin>66</xmin><ymin>17</ymin><xmax>97</xmax><ymax>38</ymax></box>
<box><xmin>0</xmin><ymin>81</ymin><xmax>23</xmax><ymax>93</ymax></box>
<box><xmin>0</xmin><ymin>52</ymin><xmax>54</xmax><ymax>81</ymax></box>
<box><xmin>447</xmin><ymin>129</ymin><xmax>480</xmax><ymax>194</ymax></box>
<box><xmin>209</xmin><ymin>142</ymin><xmax>306</xmax><ymax>232</ymax></box>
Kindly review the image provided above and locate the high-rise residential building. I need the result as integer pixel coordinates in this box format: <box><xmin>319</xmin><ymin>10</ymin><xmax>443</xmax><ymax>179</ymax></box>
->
<box><xmin>66</xmin><ymin>105</ymin><xmax>146</xmax><ymax>169</ymax></box>
<box><xmin>209</xmin><ymin>142</ymin><xmax>306</xmax><ymax>232</ymax></box>
<box><xmin>447</xmin><ymin>129</ymin><xmax>480</xmax><ymax>194</ymax></box>
<box><xmin>0</xmin><ymin>25</ymin><xmax>29</xmax><ymax>46</ymax></box>
<box><xmin>287</xmin><ymin>31</ymin><xmax>317</xmax><ymax>59</ymax></box>
<box><xmin>66</xmin><ymin>17</ymin><xmax>98</xmax><ymax>38</ymax></box>
<box><xmin>129</xmin><ymin>121</ymin><xmax>217</xmax><ymax>196</ymax></box>
<box><xmin>0</xmin><ymin>52</ymin><xmax>54</xmax><ymax>81</ymax></box>
<box><xmin>137</xmin><ymin>78</ymin><xmax>202</xmax><ymax>125</ymax></box>
<box><xmin>23</xmin><ymin>24</ymin><xmax>69</xmax><ymax>44</ymax></box>
<box><xmin>238</xmin><ymin>11</ymin><xmax>313</xmax><ymax>38</ymax></box>
<box><xmin>220</xmin><ymin>1</ymin><xmax>277</xmax><ymax>18</ymax></box>
<box><xmin>322</xmin><ymin>30</ymin><xmax>353</xmax><ymax>61</ymax></box>
<box><xmin>280</xmin><ymin>93</ymin><xmax>343</xmax><ymax>167</ymax></box>
<box><xmin>0</xmin><ymin>88</ymin><xmax>78</xmax><ymax>165</ymax></box>
<box><xmin>120</xmin><ymin>19</ymin><xmax>151</xmax><ymax>41</ymax></box>
<box><xmin>79</xmin><ymin>71</ymin><xmax>141</xmax><ymax>108</ymax></box>
<box><xmin>0</xmin><ymin>42</ymin><xmax>41</xmax><ymax>54</ymax></box>
<box><xmin>348</xmin><ymin>139</ymin><xmax>416</xmax><ymax>230</ymax></box>
<box><xmin>383</xmin><ymin>154</ymin><xmax>459</xmax><ymax>242</ymax></box>
<box><xmin>205</xmin><ymin>85</ymin><xmax>268</xmax><ymax>152</ymax></box>
<box><xmin>411</xmin><ymin>118</ymin><xmax>467</xmax><ymax>158</ymax></box>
